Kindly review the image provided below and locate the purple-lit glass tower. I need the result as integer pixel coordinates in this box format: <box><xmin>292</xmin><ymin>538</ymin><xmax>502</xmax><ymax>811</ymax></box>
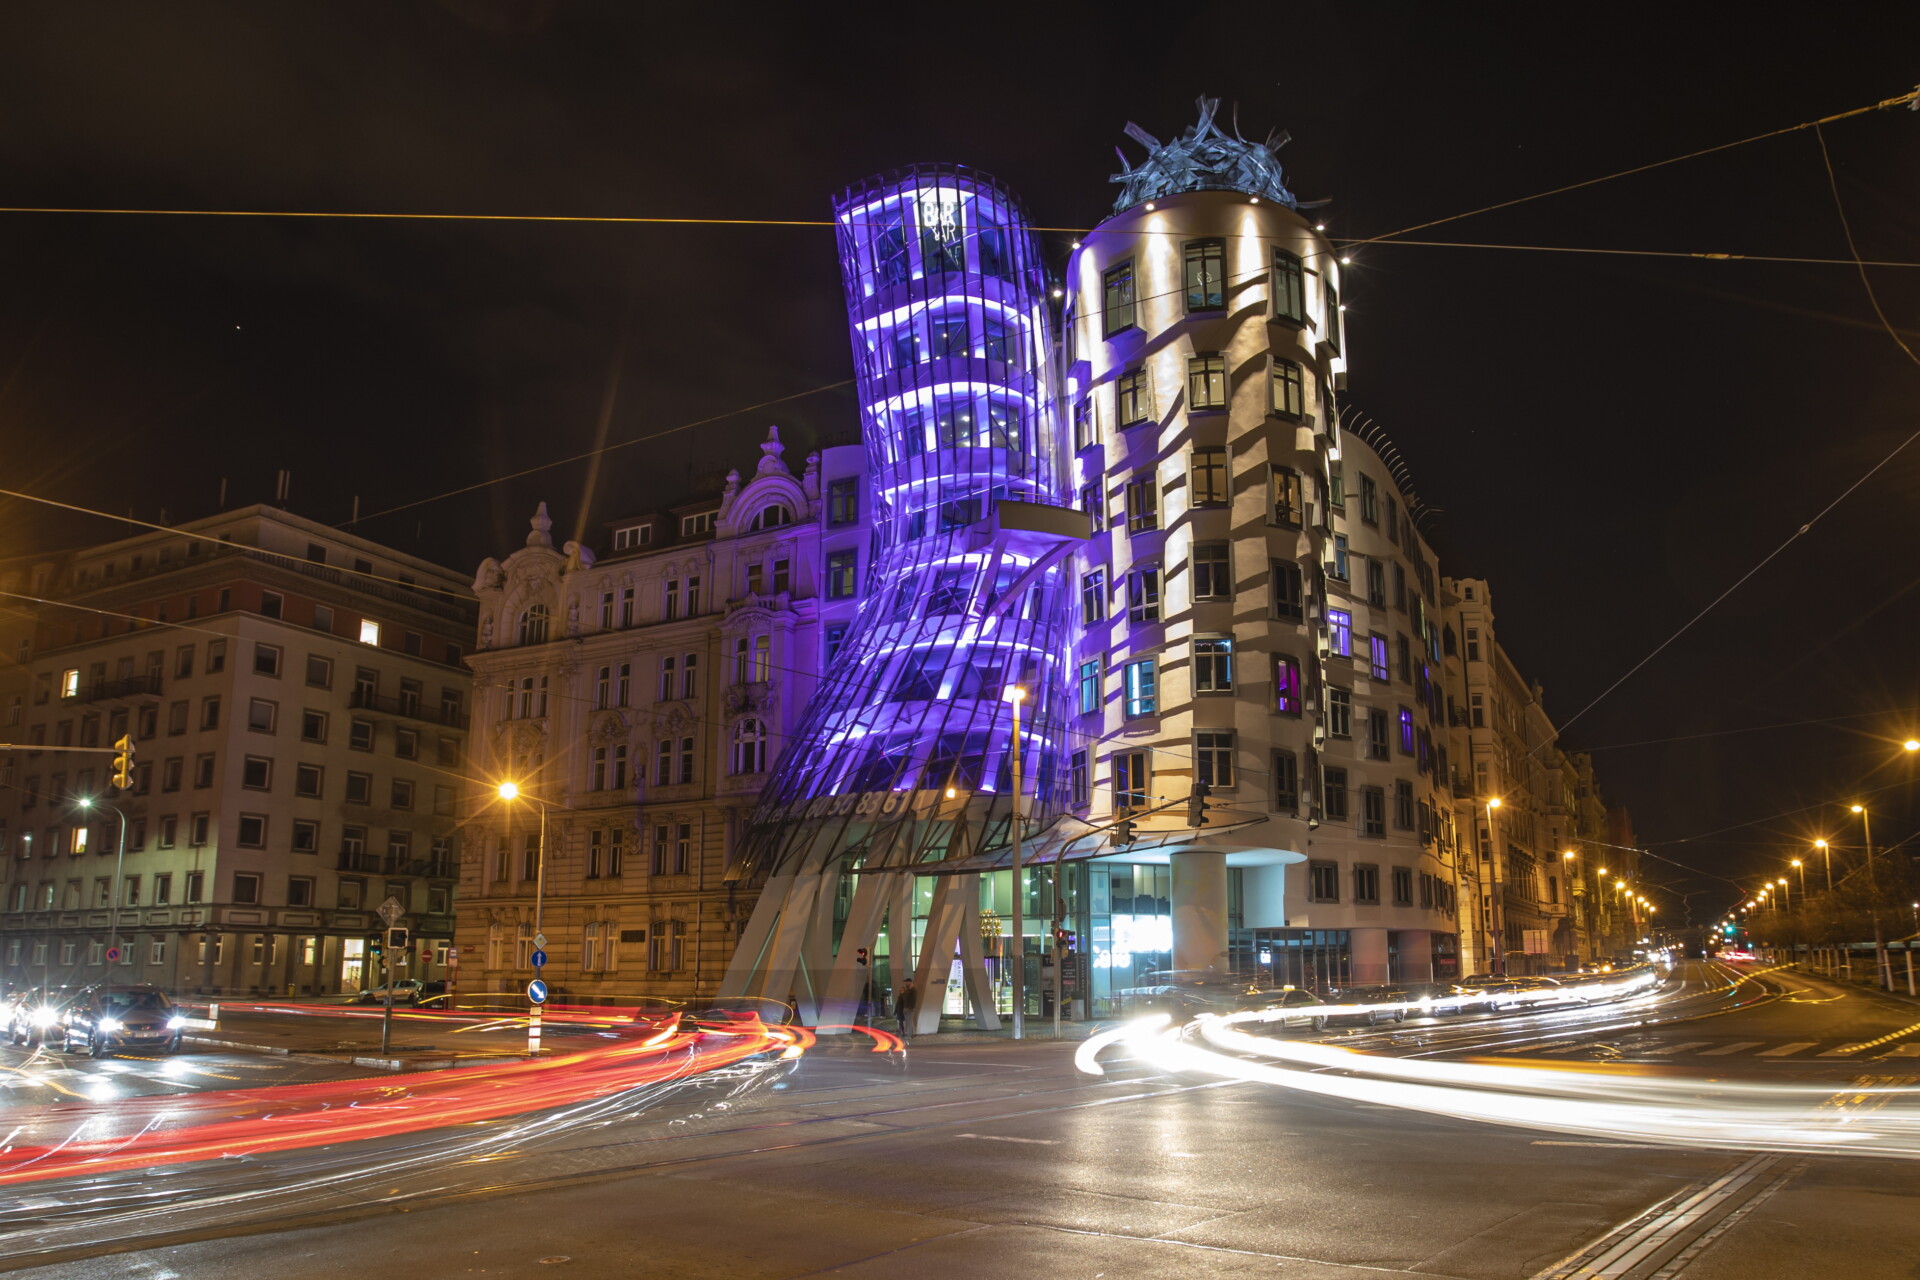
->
<box><xmin>732</xmin><ymin>167</ymin><xmax>1074</xmax><ymax>889</ymax></box>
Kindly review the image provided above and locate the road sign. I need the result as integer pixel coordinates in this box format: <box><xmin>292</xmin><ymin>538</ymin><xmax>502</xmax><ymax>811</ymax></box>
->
<box><xmin>530</xmin><ymin>949</ymin><xmax>548</xmax><ymax>968</ymax></box>
<box><xmin>105</xmin><ymin>946</ymin><xmax>121</xmax><ymax>963</ymax></box>
<box><xmin>446</xmin><ymin>946</ymin><xmax>459</xmax><ymax>962</ymax></box>
<box><xmin>527</xmin><ymin>978</ymin><xmax>548</xmax><ymax>1004</ymax></box>
<box><xmin>377</xmin><ymin>896</ymin><xmax>405</xmax><ymax>926</ymax></box>
<box><xmin>533</xmin><ymin>932</ymin><xmax>549</xmax><ymax>950</ymax></box>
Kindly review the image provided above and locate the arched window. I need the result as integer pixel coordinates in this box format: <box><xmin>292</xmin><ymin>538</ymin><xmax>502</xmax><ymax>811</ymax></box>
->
<box><xmin>731</xmin><ymin>717</ymin><xmax>767</xmax><ymax>775</ymax></box>
<box><xmin>748</xmin><ymin>505</ymin><xmax>792</xmax><ymax>531</ymax></box>
<box><xmin>517</xmin><ymin>605</ymin><xmax>550</xmax><ymax>646</ymax></box>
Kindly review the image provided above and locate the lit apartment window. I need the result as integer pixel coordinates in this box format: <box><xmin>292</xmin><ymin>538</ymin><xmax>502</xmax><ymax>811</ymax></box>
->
<box><xmin>1113</xmin><ymin>750</ymin><xmax>1148</xmax><ymax>808</ymax></box>
<box><xmin>1270</xmin><ymin>357</ymin><xmax>1305</xmax><ymax>420</ymax></box>
<box><xmin>1192</xmin><ymin>638</ymin><xmax>1233</xmax><ymax>693</ymax></box>
<box><xmin>1187</xmin><ymin>356</ymin><xmax>1227</xmax><ymax>411</ymax></box>
<box><xmin>1272</xmin><ymin>248</ymin><xmax>1304</xmax><ymax>324</ymax></box>
<box><xmin>1115</xmin><ymin>368</ymin><xmax>1151</xmax><ymax>427</ymax></box>
<box><xmin>1189</xmin><ymin>446</ymin><xmax>1228</xmax><ymax>507</ymax></box>
<box><xmin>1126</xmin><ymin>567</ymin><xmax>1161</xmax><ymax>624</ymax></box>
<box><xmin>358</xmin><ymin>618</ymin><xmax>381</xmax><ymax>646</ymax></box>
<box><xmin>1122</xmin><ymin>659</ymin><xmax>1156</xmax><ymax>718</ymax></box>
<box><xmin>1080</xmin><ymin>570</ymin><xmax>1106</xmax><ymax>624</ymax></box>
<box><xmin>1183</xmin><ymin>239</ymin><xmax>1225</xmax><ymax>311</ymax></box>
<box><xmin>1270</xmin><ymin>468</ymin><xmax>1303</xmax><ymax>526</ymax></box>
<box><xmin>1078</xmin><ymin>659</ymin><xmax>1101</xmax><ymax>715</ymax></box>
<box><xmin>1327</xmin><ymin>608</ymin><xmax>1353</xmax><ymax>658</ymax></box>
<box><xmin>1102</xmin><ymin>260</ymin><xmax>1136</xmax><ymax>335</ymax></box>
<box><xmin>1274</xmin><ymin>654</ymin><xmax>1303</xmax><ymax>716</ymax></box>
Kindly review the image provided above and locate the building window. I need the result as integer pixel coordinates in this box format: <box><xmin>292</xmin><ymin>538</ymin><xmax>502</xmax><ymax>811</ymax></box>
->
<box><xmin>1183</xmin><ymin>238</ymin><xmax>1225</xmax><ymax>311</ymax></box>
<box><xmin>1367</xmin><ymin>560</ymin><xmax>1387</xmax><ymax>608</ymax></box>
<box><xmin>678</xmin><ymin>736</ymin><xmax>695</xmax><ymax>785</ymax></box>
<box><xmin>1392</xmin><ymin>865</ymin><xmax>1414</xmax><ymax>908</ymax></box>
<box><xmin>1126</xmin><ymin>567</ymin><xmax>1161</xmax><ymax>623</ymax></box>
<box><xmin>1192</xmin><ymin>637</ymin><xmax>1233</xmax><ymax>693</ymax></box>
<box><xmin>237</xmin><ymin>814</ymin><xmax>267</xmax><ymax>848</ymax></box>
<box><xmin>731</xmin><ymin>718</ymin><xmax>767</xmax><ymax>775</ymax></box>
<box><xmin>1124</xmin><ymin>475</ymin><xmax>1158</xmax><ymax>532</ymax></box>
<box><xmin>1079</xmin><ymin>481</ymin><xmax>1104</xmax><ymax>532</ymax></box>
<box><xmin>1360</xmin><ymin>475</ymin><xmax>1379</xmax><ymax>525</ymax></box>
<box><xmin>1072</xmin><ymin>398</ymin><xmax>1096</xmax><ymax>451</ymax></box>
<box><xmin>1394</xmin><ymin>780</ymin><xmax>1415</xmax><ymax>831</ymax></box>
<box><xmin>1270</xmin><ymin>358</ymin><xmax>1305</xmax><ymax>420</ymax></box>
<box><xmin>247</xmin><ymin>698</ymin><xmax>277</xmax><ymax>733</ymax></box>
<box><xmin>242</xmin><ymin>755</ymin><xmax>272</xmax><ymax>790</ymax></box>
<box><xmin>1366</xmin><ymin>709</ymin><xmax>1389</xmax><ymax>759</ymax></box>
<box><xmin>1327</xmin><ymin>687</ymin><xmax>1352</xmax><ymax>738</ymax></box>
<box><xmin>1399</xmin><ymin>706</ymin><xmax>1416</xmax><ymax>754</ymax></box>
<box><xmin>1115</xmin><ymin>367</ymin><xmax>1150</xmax><ymax>426</ymax></box>
<box><xmin>1326</xmin><ymin>282</ymin><xmax>1342</xmax><ymax>353</ymax></box>
<box><xmin>1195</xmin><ymin>730</ymin><xmax>1234</xmax><ymax>787</ymax></box>
<box><xmin>680</xmin><ymin>510</ymin><xmax>717</xmax><ymax>537</ymax></box>
<box><xmin>1080</xmin><ymin>569</ymin><xmax>1106</xmax><ymax>624</ymax></box>
<box><xmin>1272</xmin><ymin>248</ymin><xmax>1304</xmax><ymax>324</ymax></box>
<box><xmin>1274</xmin><ymin>654</ymin><xmax>1303</xmax><ymax>715</ymax></box>
<box><xmin>201</xmin><ymin>696</ymin><xmax>222</xmax><ymax>731</ymax></box>
<box><xmin>826</xmin><ymin>477</ymin><xmax>859</xmax><ymax>527</ymax></box>
<box><xmin>1078</xmin><ymin>659</ymin><xmax>1101</xmax><ymax>715</ymax></box>
<box><xmin>1102</xmin><ymin>260</ymin><xmax>1136</xmax><ymax>335</ymax></box>
<box><xmin>1354</xmin><ymin>862</ymin><xmax>1380</xmax><ymax>902</ymax></box>
<box><xmin>612</xmin><ymin>524</ymin><xmax>653</xmax><ymax>550</ymax></box>
<box><xmin>254</xmin><ymin>643</ymin><xmax>282</xmax><ymax>677</ymax></box>
<box><xmin>1192</xmin><ymin>542</ymin><xmax>1231</xmax><ymax>600</ymax></box>
<box><xmin>1470</xmin><ymin>693</ymin><xmax>1485</xmax><ymax>728</ymax></box>
<box><xmin>1369</xmin><ymin>633</ymin><xmax>1390</xmax><ymax>681</ymax></box>
<box><xmin>1187</xmin><ymin>356</ymin><xmax>1227</xmax><ymax>411</ymax></box>
<box><xmin>1113</xmin><ymin>750</ymin><xmax>1148</xmax><ymax>808</ymax></box>
<box><xmin>233</xmin><ymin>872</ymin><xmax>262</xmax><ymax>904</ymax></box>
<box><xmin>1271</xmin><ymin>559</ymin><xmax>1304</xmax><ymax>621</ymax></box>
<box><xmin>1122</xmin><ymin>660</ymin><xmax>1157</xmax><ymax>718</ymax></box>
<box><xmin>1273</xmin><ymin>751</ymin><xmax>1299</xmax><ymax>813</ymax></box>
<box><xmin>1069</xmin><ymin>749</ymin><xmax>1089</xmax><ymax>807</ymax></box>
<box><xmin>1189</xmin><ymin>446</ymin><xmax>1228</xmax><ymax>507</ymax></box>
<box><xmin>1327</xmin><ymin>608</ymin><xmax>1353</xmax><ymax>658</ymax></box>
<box><xmin>824</xmin><ymin>623</ymin><xmax>848</xmax><ymax>664</ymax></box>
<box><xmin>1323</xmin><ymin>767</ymin><xmax>1349</xmax><ymax>821</ymax></box>
<box><xmin>1270</xmin><ymin>467</ymin><xmax>1302</xmax><ymax>526</ymax></box>
<box><xmin>821</xmin><ymin>548</ymin><xmax>859</xmax><ymax>602</ymax></box>
<box><xmin>291</xmin><ymin>819</ymin><xmax>319</xmax><ymax>853</ymax></box>
<box><xmin>1308</xmin><ymin>861</ymin><xmax>1340</xmax><ymax>903</ymax></box>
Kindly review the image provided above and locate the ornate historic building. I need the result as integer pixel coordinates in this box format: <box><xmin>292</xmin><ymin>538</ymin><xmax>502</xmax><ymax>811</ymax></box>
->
<box><xmin>457</xmin><ymin>430</ymin><xmax>865</xmax><ymax>1003</ymax></box>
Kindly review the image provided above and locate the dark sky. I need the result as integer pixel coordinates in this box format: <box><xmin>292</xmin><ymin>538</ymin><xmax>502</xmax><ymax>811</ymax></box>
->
<box><xmin>0</xmin><ymin>1</ymin><xmax>1917</xmax><ymax>918</ymax></box>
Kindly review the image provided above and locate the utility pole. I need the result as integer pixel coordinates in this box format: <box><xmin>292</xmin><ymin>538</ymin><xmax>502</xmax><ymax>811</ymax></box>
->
<box><xmin>1006</xmin><ymin>684</ymin><xmax>1025</xmax><ymax>1041</ymax></box>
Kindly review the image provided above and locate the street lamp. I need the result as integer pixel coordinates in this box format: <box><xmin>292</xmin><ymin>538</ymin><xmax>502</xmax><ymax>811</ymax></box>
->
<box><xmin>1485</xmin><ymin>798</ymin><xmax>1504</xmax><ymax>975</ymax></box>
<box><xmin>74</xmin><ymin>795</ymin><xmax>130</xmax><ymax>975</ymax></box>
<box><xmin>1850</xmin><ymin>803</ymin><xmax>1892</xmax><ymax>990</ymax></box>
<box><xmin>496</xmin><ymin>780</ymin><xmax>549</xmax><ymax>1052</ymax></box>
<box><xmin>1814</xmin><ymin>839</ymin><xmax>1832</xmax><ymax>890</ymax></box>
<box><xmin>1004</xmin><ymin>684</ymin><xmax>1027</xmax><ymax>1041</ymax></box>
<box><xmin>1791</xmin><ymin>858</ymin><xmax>1805</xmax><ymax>894</ymax></box>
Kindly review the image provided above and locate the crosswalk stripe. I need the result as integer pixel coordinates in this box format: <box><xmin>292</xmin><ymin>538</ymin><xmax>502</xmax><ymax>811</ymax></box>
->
<box><xmin>1698</xmin><ymin>1041</ymin><xmax>1766</xmax><ymax>1056</ymax></box>
<box><xmin>1642</xmin><ymin>1041</ymin><xmax>1712</xmax><ymax>1055</ymax></box>
<box><xmin>1817</xmin><ymin>1042</ymin><xmax>1873</xmax><ymax>1057</ymax></box>
<box><xmin>1757</xmin><ymin>1042</ymin><xmax>1818</xmax><ymax>1057</ymax></box>
<box><xmin>1885</xmin><ymin>1044</ymin><xmax>1920</xmax><ymax>1057</ymax></box>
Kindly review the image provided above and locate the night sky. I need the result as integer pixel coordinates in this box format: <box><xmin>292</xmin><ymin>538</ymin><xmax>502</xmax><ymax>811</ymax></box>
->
<box><xmin>1</xmin><ymin>2</ymin><xmax>1916</xmax><ymax>919</ymax></box>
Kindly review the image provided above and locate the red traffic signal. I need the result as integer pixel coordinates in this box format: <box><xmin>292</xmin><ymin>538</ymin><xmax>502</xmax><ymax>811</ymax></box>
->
<box><xmin>855</xmin><ymin>946</ymin><xmax>869</xmax><ymax>966</ymax></box>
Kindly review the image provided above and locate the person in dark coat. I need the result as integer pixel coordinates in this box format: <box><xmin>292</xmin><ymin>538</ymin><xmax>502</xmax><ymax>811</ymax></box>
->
<box><xmin>894</xmin><ymin>978</ymin><xmax>919</xmax><ymax>1040</ymax></box>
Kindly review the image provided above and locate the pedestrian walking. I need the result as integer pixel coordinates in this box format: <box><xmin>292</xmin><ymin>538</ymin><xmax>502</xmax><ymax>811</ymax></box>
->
<box><xmin>895</xmin><ymin>978</ymin><xmax>919</xmax><ymax>1040</ymax></box>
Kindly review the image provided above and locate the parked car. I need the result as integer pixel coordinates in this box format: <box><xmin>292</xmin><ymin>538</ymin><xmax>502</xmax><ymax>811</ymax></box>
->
<box><xmin>1249</xmin><ymin>987</ymin><xmax>1329</xmax><ymax>1030</ymax></box>
<box><xmin>6</xmin><ymin>990</ymin><xmax>61</xmax><ymax>1046</ymax></box>
<box><xmin>1324</xmin><ymin>985</ymin><xmax>1413</xmax><ymax>1025</ymax></box>
<box><xmin>1450</xmin><ymin>976</ymin><xmax>1528</xmax><ymax>1012</ymax></box>
<box><xmin>351</xmin><ymin>980</ymin><xmax>444</xmax><ymax>1006</ymax></box>
<box><xmin>58</xmin><ymin>985</ymin><xmax>183</xmax><ymax>1057</ymax></box>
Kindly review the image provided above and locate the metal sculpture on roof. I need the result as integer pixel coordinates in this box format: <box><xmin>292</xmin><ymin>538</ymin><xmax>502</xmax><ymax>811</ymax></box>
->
<box><xmin>1110</xmin><ymin>95</ymin><xmax>1319</xmax><ymax>214</ymax></box>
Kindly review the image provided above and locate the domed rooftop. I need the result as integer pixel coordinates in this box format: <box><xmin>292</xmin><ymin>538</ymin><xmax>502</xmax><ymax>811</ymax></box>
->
<box><xmin>1109</xmin><ymin>96</ymin><xmax>1318</xmax><ymax>215</ymax></box>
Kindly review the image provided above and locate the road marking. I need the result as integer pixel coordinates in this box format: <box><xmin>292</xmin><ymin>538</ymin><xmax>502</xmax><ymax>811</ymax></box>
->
<box><xmin>1533</xmin><ymin>1141</ymin><xmax>1671</xmax><ymax>1149</ymax></box>
<box><xmin>1697</xmin><ymin>1041</ymin><xmax>1765</xmax><ymax>1056</ymax></box>
<box><xmin>1532</xmin><ymin>1153</ymin><xmax>1788</xmax><ymax>1280</ymax></box>
<box><xmin>1756</xmin><ymin>1042</ymin><xmax>1817</xmax><ymax>1057</ymax></box>
<box><xmin>1640</xmin><ymin>1041</ymin><xmax>1712</xmax><ymax>1055</ymax></box>
<box><xmin>1884</xmin><ymin>1043</ymin><xmax>1920</xmax><ymax>1057</ymax></box>
<box><xmin>955</xmin><ymin>1133</ymin><xmax>1057</xmax><ymax>1145</ymax></box>
<box><xmin>1816</xmin><ymin>1043</ymin><xmax>1871</xmax><ymax>1057</ymax></box>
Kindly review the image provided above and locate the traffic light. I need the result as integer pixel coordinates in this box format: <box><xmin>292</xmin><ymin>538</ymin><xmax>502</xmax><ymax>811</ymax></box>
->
<box><xmin>855</xmin><ymin>946</ymin><xmax>869</xmax><ymax>966</ymax></box>
<box><xmin>369</xmin><ymin>935</ymin><xmax>384</xmax><ymax>961</ymax></box>
<box><xmin>111</xmin><ymin>735</ymin><xmax>135</xmax><ymax>791</ymax></box>
<box><xmin>1187</xmin><ymin>781</ymin><xmax>1212</xmax><ymax>828</ymax></box>
<box><xmin>1053</xmin><ymin>927</ymin><xmax>1075</xmax><ymax>956</ymax></box>
<box><xmin>387</xmin><ymin>927</ymin><xmax>409</xmax><ymax>951</ymax></box>
<box><xmin>1111</xmin><ymin>807</ymin><xmax>1136</xmax><ymax>848</ymax></box>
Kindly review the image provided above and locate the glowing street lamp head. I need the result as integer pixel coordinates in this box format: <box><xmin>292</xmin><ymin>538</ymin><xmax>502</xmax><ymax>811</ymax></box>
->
<box><xmin>497</xmin><ymin>782</ymin><xmax>521</xmax><ymax>801</ymax></box>
<box><xmin>1003</xmin><ymin>684</ymin><xmax>1026</xmax><ymax>704</ymax></box>
<box><xmin>1814</xmin><ymin>839</ymin><xmax>1828</xmax><ymax>850</ymax></box>
<box><xmin>1562</xmin><ymin>850</ymin><xmax>1576</xmax><ymax>860</ymax></box>
<box><xmin>1905</xmin><ymin>739</ymin><xmax>1920</xmax><ymax>753</ymax></box>
<box><xmin>74</xmin><ymin>795</ymin><xmax>93</xmax><ymax>810</ymax></box>
<box><xmin>1791</xmin><ymin>859</ymin><xmax>1802</xmax><ymax>868</ymax></box>
<box><xmin>1486</xmin><ymin>797</ymin><xmax>1502</xmax><ymax>810</ymax></box>
<box><xmin>1851</xmin><ymin>804</ymin><xmax>1865</xmax><ymax>814</ymax></box>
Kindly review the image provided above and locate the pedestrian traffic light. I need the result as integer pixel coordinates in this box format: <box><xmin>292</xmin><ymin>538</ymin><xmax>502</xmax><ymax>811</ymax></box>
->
<box><xmin>111</xmin><ymin>735</ymin><xmax>135</xmax><ymax>791</ymax></box>
<box><xmin>1187</xmin><ymin>781</ymin><xmax>1212</xmax><ymax>828</ymax></box>
<box><xmin>855</xmin><ymin>946</ymin><xmax>869</xmax><ymax>966</ymax></box>
<box><xmin>1111</xmin><ymin>808</ymin><xmax>1136</xmax><ymax>848</ymax></box>
<box><xmin>369</xmin><ymin>935</ymin><xmax>384</xmax><ymax>961</ymax></box>
<box><xmin>387</xmin><ymin>927</ymin><xmax>409</xmax><ymax>951</ymax></box>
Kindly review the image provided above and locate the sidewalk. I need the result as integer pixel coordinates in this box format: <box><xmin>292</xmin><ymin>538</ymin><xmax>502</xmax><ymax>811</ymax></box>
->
<box><xmin>181</xmin><ymin>1008</ymin><xmax>542</xmax><ymax>1072</ymax></box>
<box><xmin>1781</xmin><ymin>962</ymin><xmax>1920</xmax><ymax>1011</ymax></box>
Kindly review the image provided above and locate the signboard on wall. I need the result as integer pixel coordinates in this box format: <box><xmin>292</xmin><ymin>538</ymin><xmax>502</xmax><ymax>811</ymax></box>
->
<box><xmin>1522</xmin><ymin>929</ymin><xmax>1549</xmax><ymax>955</ymax></box>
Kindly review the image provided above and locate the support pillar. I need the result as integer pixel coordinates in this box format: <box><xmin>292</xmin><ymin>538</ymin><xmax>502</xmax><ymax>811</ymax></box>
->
<box><xmin>819</xmin><ymin>871</ymin><xmax>894</xmax><ymax>1032</ymax></box>
<box><xmin>1350</xmin><ymin>927</ymin><xmax>1389</xmax><ymax>985</ymax></box>
<box><xmin>911</xmin><ymin>873</ymin><xmax>999</xmax><ymax>1034</ymax></box>
<box><xmin>1171</xmin><ymin>851</ymin><xmax>1229</xmax><ymax>975</ymax></box>
<box><xmin>1396</xmin><ymin>930</ymin><xmax>1433</xmax><ymax>983</ymax></box>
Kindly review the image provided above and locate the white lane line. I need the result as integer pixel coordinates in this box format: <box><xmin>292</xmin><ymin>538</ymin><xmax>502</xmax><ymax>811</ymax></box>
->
<box><xmin>1697</xmin><ymin>1041</ymin><xmax>1766</xmax><ymax>1056</ymax></box>
<box><xmin>1816</xmin><ymin>1042</ymin><xmax>1873</xmax><ymax>1057</ymax></box>
<box><xmin>956</xmin><ymin>1133</ymin><xmax>1058</xmax><ymax>1145</ymax></box>
<box><xmin>1533</xmin><ymin>1141</ymin><xmax>1672</xmax><ymax>1149</ymax></box>
<box><xmin>1640</xmin><ymin>1041</ymin><xmax>1712</xmax><ymax>1056</ymax></box>
<box><xmin>1757</xmin><ymin>1042</ymin><xmax>1818</xmax><ymax>1057</ymax></box>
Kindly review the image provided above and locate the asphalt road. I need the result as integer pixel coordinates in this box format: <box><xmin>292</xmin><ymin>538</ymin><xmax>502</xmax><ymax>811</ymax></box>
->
<box><xmin>0</xmin><ymin>1036</ymin><xmax>375</xmax><ymax>1105</ymax></box>
<box><xmin>6</xmin><ymin>962</ymin><xmax>1919</xmax><ymax>1279</ymax></box>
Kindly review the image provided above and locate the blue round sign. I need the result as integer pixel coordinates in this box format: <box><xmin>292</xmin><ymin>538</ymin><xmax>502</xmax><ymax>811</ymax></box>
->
<box><xmin>530</xmin><ymin>949</ymin><xmax>548</xmax><ymax>968</ymax></box>
<box><xmin>527</xmin><ymin>978</ymin><xmax>548</xmax><ymax>1005</ymax></box>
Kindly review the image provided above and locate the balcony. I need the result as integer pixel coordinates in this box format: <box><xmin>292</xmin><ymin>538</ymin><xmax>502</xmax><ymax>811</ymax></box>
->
<box><xmin>336</xmin><ymin>851</ymin><xmax>458</xmax><ymax>879</ymax></box>
<box><xmin>348</xmin><ymin>688</ymin><xmax>469</xmax><ymax>730</ymax></box>
<box><xmin>62</xmin><ymin>674</ymin><xmax>163</xmax><ymax>705</ymax></box>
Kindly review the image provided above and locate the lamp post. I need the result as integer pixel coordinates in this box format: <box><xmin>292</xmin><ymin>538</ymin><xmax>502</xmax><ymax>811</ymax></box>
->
<box><xmin>1004</xmin><ymin>684</ymin><xmax>1026</xmax><ymax>1041</ymax></box>
<box><xmin>1852</xmin><ymin>803</ymin><xmax>1891</xmax><ymax>991</ymax></box>
<box><xmin>1485</xmin><ymin>797</ymin><xmax>1503</xmax><ymax>975</ymax></box>
<box><xmin>1814</xmin><ymin>839</ymin><xmax>1832</xmax><ymax>891</ymax></box>
<box><xmin>497</xmin><ymin>781</ymin><xmax>549</xmax><ymax>1052</ymax></box>
<box><xmin>75</xmin><ymin>796</ymin><xmax>129</xmax><ymax>976</ymax></box>
<box><xmin>1791</xmin><ymin>858</ymin><xmax>1805</xmax><ymax>896</ymax></box>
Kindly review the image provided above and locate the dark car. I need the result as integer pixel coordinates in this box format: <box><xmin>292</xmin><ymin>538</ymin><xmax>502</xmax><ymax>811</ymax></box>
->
<box><xmin>1450</xmin><ymin>976</ymin><xmax>1527</xmax><ymax>1012</ymax></box>
<box><xmin>59</xmin><ymin>985</ymin><xmax>183</xmax><ymax>1057</ymax></box>
<box><xmin>351</xmin><ymin>979</ymin><xmax>448</xmax><ymax>1006</ymax></box>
